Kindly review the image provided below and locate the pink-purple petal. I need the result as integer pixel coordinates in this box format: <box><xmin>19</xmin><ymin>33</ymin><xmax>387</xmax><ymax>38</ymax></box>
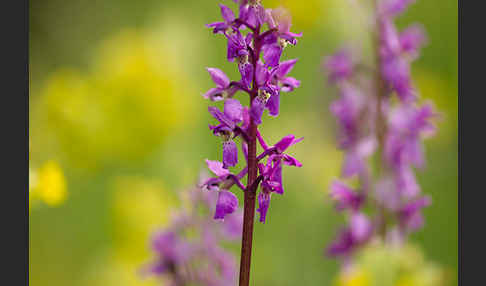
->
<box><xmin>206</xmin><ymin>67</ymin><xmax>230</xmax><ymax>88</ymax></box>
<box><xmin>214</xmin><ymin>190</ymin><xmax>239</xmax><ymax>220</ymax></box>
<box><xmin>224</xmin><ymin>98</ymin><xmax>244</xmax><ymax>123</ymax></box>
<box><xmin>205</xmin><ymin>159</ymin><xmax>230</xmax><ymax>177</ymax></box>
<box><xmin>219</xmin><ymin>4</ymin><xmax>235</xmax><ymax>23</ymax></box>
<box><xmin>266</xmin><ymin>93</ymin><xmax>280</xmax><ymax>116</ymax></box>
<box><xmin>250</xmin><ymin>97</ymin><xmax>266</xmax><ymax>125</ymax></box>
<box><xmin>223</xmin><ymin>140</ymin><xmax>238</xmax><ymax>168</ymax></box>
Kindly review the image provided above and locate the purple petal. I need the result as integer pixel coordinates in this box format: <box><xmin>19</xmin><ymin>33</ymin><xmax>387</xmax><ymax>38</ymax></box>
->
<box><xmin>241</xmin><ymin>106</ymin><xmax>250</xmax><ymax>130</ymax></box>
<box><xmin>270</xmin><ymin>162</ymin><xmax>284</xmax><ymax>194</ymax></box>
<box><xmin>271</xmin><ymin>7</ymin><xmax>292</xmax><ymax>33</ymax></box>
<box><xmin>375</xmin><ymin>178</ymin><xmax>401</xmax><ymax>211</ymax></box>
<box><xmin>274</xmin><ymin>134</ymin><xmax>295</xmax><ymax>153</ymax></box>
<box><xmin>201</xmin><ymin>177</ymin><xmax>223</xmax><ymax>191</ymax></box>
<box><xmin>266</xmin><ymin>93</ymin><xmax>280</xmax><ymax>116</ymax></box>
<box><xmin>382</xmin><ymin>57</ymin><xmax>414</xmax><ymax>102</ymax></box>
<box><xmin>350</xmin><ymin>213</ymin><xmax>372</xmax><ymax>243</ymax></box>
<box><xmin>280</xmin><ymin>77</ymin><xmax>300</xmax><ymax>92</ymax></box>
<box><xmin>326</xmin><ymin>229</ymin><xmax>355</xmax><ymax>257</ymax></box>
<box><xmin>203</xmin><ymin>87</ymin><xmax>225</xmax><ymax>101</ymax></box>
<box><xmin>243</xmin><ymin>5</ymin><xmax>260</xmax><ymax>27</ymax></box>
<box><xmin>399</xmin><ymin>196</ymin><xmax>431</xmax><ymax>231</ymax></box>
<box><xmin>221</xmin><ymin>209</ymin><xmax>243</xmax><ymax>239</ymax></box>
<box><xmin>264</xmin><ymin>8</ymin><xmax>276</xmax><ymax>28</ymax></box>
<box><xmin>224</xmin><ymin>98</ymin><xmax>243</xmax><ymax>123</ymax></box>
<box><xmin>152</xmin><ymin>231</ymin><xmax>178</xmax><ymax>258</ymax></box>
<box><xmin>208</xmin><ymin>106</ymin><xmax>235</xmax><ymax>129</ymax></box>
<box><xmin>399</xmin><ymin>25</ymin><xmax>427</xmax><ymax>57</ymax></box>
<box><xmin>396</xmin><ymin>166</ymin><xmax>420</xmax><ymax>198</ymax></box>
<box><xmin>325</xmin><ymin>49</ymin><xmax>353</xmax><ymax>83</ymax></box>
<box><xmin>255</xmin><ymin>62</ymin><xmax>268</xmax><ymax>86</ymax></box>
<box><xmin>250</xmin><ymin>97</ymin><xmax>266</xmax><ymax>125</ymax></box>
<box><xmin>342</xmin><ymin>151</ymin><xmax>364</xmax><ymax>177</ymax></box>
<box><xmin>151</xmin><ymin>231</ymin><xmax>191</xmax><ymax>263</ymax></box>
<box><xmin>381</xmin><ymin>0</ymin><xmax>416</xmax><ymax>16</ymax></box>
<box><xmin>206</xmin><ymin>67</ymin><xmax>230</xmax><ymax>88</ymax></box>
<box><xmin>261</xmin><ymin>31</ymin><xmax>278</xmax><ymax>46</ymax></box>
<box><xmin>219</xmin><ymin>4</ymin><xmax>235</xmax><ymax>23</ymax></box>
<box><xmin>257</xmin><ymin>191</ymin><xmax>271</xmax><ymax>223</ymax></box>
<box><xmin>242</xmin><ymin>141</ymin><xmax>248</xmax><ymax>162</ymax></box>
<box><xmin>143</xmin><ymin>260</ymin><xmax>168</xmax><ymax>276</ymax></box>
<box><xmin>282</xmin><ymin>154</ymin><xmax>302</xmax><ymax>167</ymax></box>
<box><xmin>329</xmin><ymin>180</ymin><xmax>363</xmax><ymax>211</ymax></box>
<box><xmin>205</xmin><ymin>159</ymin><xmax>230</xmax><ymax>177</ymax></box>
<box><xmin>239</xmin><ymin>63</ymin><xmax>253</xmax><ymax>89</ymax></box>
<box><xmin>223</xmin><ymin>140</ymin><xmax>238</xmax><ymax>168</ymax></box>
<box><xmin>214</xmin><ymin>190</ymin><xmax>239</xmax><ymax>219</ymax></box>
<box><xmin>206</xmin><ymin>21</ymin><xmax>229</xmax><ymax>34</ymax></box>
<box><xmin>380</xmin><ymin>18</ymin><xmax>401</xmax><ymax>58</ymax></box>
<box><xmin>277</xmin><ymin>59</ymin><xmax>298</xmax><ymax>78</ymax></box>
<box><xmin>263</xmin><ymin>44</ymin><xmax>282</xmax><ymax>68</ymax></box>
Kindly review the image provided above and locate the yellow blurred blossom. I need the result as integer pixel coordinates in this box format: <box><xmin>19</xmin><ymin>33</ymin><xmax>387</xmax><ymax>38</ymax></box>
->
<box><xmin>30</xmin><ymin>161</ymin><xmax>67</xmax><ymax>207</ymax></box>
<box><xmin>34</xmin><ymin>29</ymin><xmax>196</xmax><ymax>170</ymax></box>
<box><xmin>333</xmin><ymin>242</ymin><xmax>449</xmax><ymax>286</ymax></box>
<box><xmin>335</xmin><ymin>268</ymin><xmax>371</xmax><ymax>286</ymax></box>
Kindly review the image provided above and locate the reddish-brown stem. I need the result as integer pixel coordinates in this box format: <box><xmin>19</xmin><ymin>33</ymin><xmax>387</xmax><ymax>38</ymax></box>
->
<box><xmin>239</xmin><ymin>119</ymin><xmax>257</xmax><ymax>286</ymax></box>
<box><xmin>238</xmin><ymin>26</ymin><xmax>262</xmax><ymax>286</ymax></box>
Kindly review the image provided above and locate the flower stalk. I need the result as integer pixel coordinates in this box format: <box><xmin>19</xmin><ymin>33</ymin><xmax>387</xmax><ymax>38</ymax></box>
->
<box><xmin>202</xmin><ymin>1</ymin><xmax>303</xmax><ymax>285</ymax></box>
<box><xmin>323</xmin><ymin>0</ymin><xmax>438</xmax><ymax>264</ymax></box>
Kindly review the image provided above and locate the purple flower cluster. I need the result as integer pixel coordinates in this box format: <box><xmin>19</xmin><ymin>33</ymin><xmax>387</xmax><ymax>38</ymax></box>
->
<box><xmin>142</xmin><ymin>177</ymin><xmax>243</xmax><ymax>286</ymax></box>
<box><xmin>324</xmin><ymin>0</ymin><xmax>437</xmax><ymax>261</ymax></box>
<box><xmin>202</xmin><ymin>0</ymin><xmax>303</xmax><ymax>224</ymax></box>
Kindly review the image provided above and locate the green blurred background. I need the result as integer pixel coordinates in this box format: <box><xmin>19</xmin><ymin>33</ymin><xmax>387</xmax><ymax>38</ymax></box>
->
<box><xmin>29</xmin><ymin>0</ymin><xmax>457</xmax><ymax>285</ymax></box>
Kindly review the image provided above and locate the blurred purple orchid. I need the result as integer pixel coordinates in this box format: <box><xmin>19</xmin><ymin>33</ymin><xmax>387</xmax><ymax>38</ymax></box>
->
<box><xmin>323</xmin><ymin>0</ymin><xmax>438</xmax><ymax>263</ymax></box>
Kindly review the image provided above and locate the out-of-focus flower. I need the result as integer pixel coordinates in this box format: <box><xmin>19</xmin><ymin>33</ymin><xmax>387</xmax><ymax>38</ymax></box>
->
<box><xmin>29</xmin><ymin>161</ymin><xmax>67</xmax><ymax>208</ymax></box>
<box><xmin>33</xmin><ymin>29</ymin><xmax>195</xmax><ymax>171</ymax></box>
<box><xmin>323</xmin><ymin>0</ymin><xmax>439</xmax><ymax>264</ymax></box>
<box><xmin>333</xmin><ymin>242</ymin><xmax>449</xmax><ymax>286</ymax></box>
<box><xmin>142</xmin><ymin>173</ymin><xmax>242</xmax><ymax>286</ymax></box>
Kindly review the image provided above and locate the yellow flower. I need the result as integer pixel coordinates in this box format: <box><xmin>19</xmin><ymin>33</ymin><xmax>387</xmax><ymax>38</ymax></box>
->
<box><xmin>34</xmin><ymin>29</ymin><xmax>196</xmax><ymax>170</ymax></box>
<box><xmin>34</xmin><ymin>161</ymin><xmax>67</xmax><ymax>206</ymax></box>
<box><xmin>335</xmin><ymin>268</ymin><xmax>371</xmax><ymax>286</ymax></box>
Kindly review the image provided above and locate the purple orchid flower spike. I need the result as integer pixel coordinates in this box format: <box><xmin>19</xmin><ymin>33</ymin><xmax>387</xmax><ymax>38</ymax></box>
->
<box><xmin>142</xmin><ymin>175</ymin><xmax>243</xmax><ymax>285</ymax></box>
<box><xmin>323</xmin><ymin>0</ymin><xmax>437</xmax><ymax>268</ymax></box>
<box><xmin>323</xmin><ymin>0</ymin><xmax>438</xmax><ymax>265</ymax></box>
<box><xmin>204</xmin><ymin>2</ymin><xmax>302</xmax><ymax>284</ymax></box>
